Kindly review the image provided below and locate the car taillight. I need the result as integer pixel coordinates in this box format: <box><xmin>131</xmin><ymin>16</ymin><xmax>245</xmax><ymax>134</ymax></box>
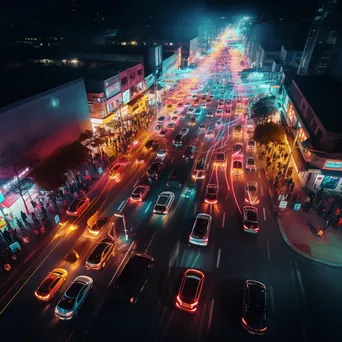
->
<box><xmin>241</xmin><ymin>317</ymin><xmax>247</xmax><ymax>326</ymax></box>
<box><xmin>243</xmin><ymin>225</ymin><xmax>249</xmax><ymax>230</ymax></box>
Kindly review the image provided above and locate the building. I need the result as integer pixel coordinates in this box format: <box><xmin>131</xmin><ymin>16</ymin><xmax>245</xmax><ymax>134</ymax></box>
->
<box><xmin>198</xmin><ymin>18</ymin><xmax>225</xmax><ymax>51</ymax></box>
<box><xmin>280</xmin><ymin>75</ymin><xmax>342</xmax><ymax>192</ymax></box>
<box><xmin>162</xmin><ymin>49</ymin><xmax>181</xmax><ymax>77</ymax></box>
<box><xmin>298</xmin><ymin>0</ymin><xmax>342</xmax><ymax>76</ymax></box>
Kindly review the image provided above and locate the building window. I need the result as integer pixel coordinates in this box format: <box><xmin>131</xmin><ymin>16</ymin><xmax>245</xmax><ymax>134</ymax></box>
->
<box><xmin>100</xmin><ymin>108</ymin><xmax>105</xmax><ymax>118</ymax></box>
<box><xmin>137</xmin><ymin>69</ymin><xmax>143</xmax><ymax>76</ymax></box>
<box><xmin>121</xmin><ymin>77</ymin><xmax>128</xmax><ymax>86</ymax></box>
<box><xmin>88</xmin><ymin>103</ymin><xmax>94</xmax><ymax>113</ymax></box>
<box><xmin>130</xmin><ymin>73</ymin><xmax>135</xmax><ymax>79</ymax></box>
<box><xmin>311</xmin><ymin>120</ymin><xmax>317</xmax><ymax>133</ymax></box>
<box><xmin>316</xmin><ymin>129</ymin><xmax>323</xmax><ymax>142</ymax></box>
<box><xmin>306</xmin><ymin>110</ymin><xmax>314</xmax><ymax>124</ymax></box>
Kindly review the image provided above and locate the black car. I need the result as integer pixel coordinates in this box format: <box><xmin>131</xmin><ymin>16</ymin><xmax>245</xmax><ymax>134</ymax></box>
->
<box><xmin>241</xmin><ymin>280</ymin><xmax>267</xmax><ymax>335</ymax></box>
<box><xmin>114</xmin><ymin>253</ymin><xmax>154</xmax><ymax>304</ymax></box>
<box><xmin>144</xmin><ymin>140</ymin><xmax>158</xmax><ymax>151</ymax></box>
<box><xmin>183</xmin><ymin>146</ymin><xmax>196</xmax><ymax>160</ymax></box>
<box><xmin>147</xmin><ymin>161</ymin><xmax>165</xmax><ymax>179</ymax></box>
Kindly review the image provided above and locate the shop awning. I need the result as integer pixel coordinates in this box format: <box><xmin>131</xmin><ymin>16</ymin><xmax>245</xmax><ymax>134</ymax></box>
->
<box><xmin>32</xmin><ymin>141</ymin><xmax>90</xmax><ymax>190</ymax></box>
<box><xmin>320</xmin><ymin>169</ymin><xmax>342</xmax><ymax>178</ymax></box>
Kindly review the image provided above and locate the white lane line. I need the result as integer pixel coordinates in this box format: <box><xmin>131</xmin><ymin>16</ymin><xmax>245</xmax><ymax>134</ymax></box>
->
<box><xmin>119</xmin><ymin>199</ymin><xmax>128</xmax><ymax>213</ymax></box>
<box><xmin>133</xmin><ymin>178</ymin><xmax>140</xmax><ymax>188</ymax></box>
<box><xmin>216</xmin><ymin>249</ymin><xmax>221</xmax><ymax>268</ymax></box>
<box><xmin>294</xmin><ymin>260</ymin><xmax>307</xmax><ymax>303</ymax></box>
<box><xmin>258</xmin><ymin>169</ymin><xmax>261</xmax><ymax>178</ymax></box>
<box><xmin>263</xmin><ymin>208</ymin><xmax>266</xmax><ymax>221</ymax></box>
<box><xmin>266</xmin><ymin>240</ymin><xmax>271</xmax><ymax>261</ymax></box>
<box><xmin>144</xmin><ymin>230</ymin><xmax>157</xmax><ymax>254</ymax></box>
<box><xmin>93</xmin><ymin>241</ymin><xmax>135</xmax><ymax>316</ymax></box>
<box><xmin>221</xmin><ymin>212</ymin><xmax>226</xmax><ymax>228</ymax></box>
<box><xmin>260</xmin><ymin>185</ymin><xmax>263</xmax><ymax>195</ymax></box>
<box><xmin>269</xmin><ymin>285</ymin><xmax>275</xmax><ymax>313</ymax></box>
<box><xmin>171</xmin><ymin>157</ymin><xmax>175</xmax><ymax>164</ymax></box>
<box><xmin>208</xmin><ymin>299</ymin><xmax>215</xmax><ymax>331</ymax></box>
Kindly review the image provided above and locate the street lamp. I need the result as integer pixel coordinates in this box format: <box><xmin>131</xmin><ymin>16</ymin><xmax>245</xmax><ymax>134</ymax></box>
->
<box><xmin>114</xmin><ymin>213</ymin><xmax>128</xmax><ymax>240</ymax></box>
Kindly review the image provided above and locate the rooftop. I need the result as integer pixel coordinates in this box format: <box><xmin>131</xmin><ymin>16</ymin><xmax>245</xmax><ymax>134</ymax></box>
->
<box><xmin>293</xmin><ymin>75</ymin><xmax>342</xmax><ymax>134</ymax></box>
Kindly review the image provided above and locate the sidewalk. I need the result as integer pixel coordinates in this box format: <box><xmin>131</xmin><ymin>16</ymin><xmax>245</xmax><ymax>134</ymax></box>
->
<box><xmin>260</xmin><ymin>147</ymin><xmax>342</xmax><ymax>267</ymax></box>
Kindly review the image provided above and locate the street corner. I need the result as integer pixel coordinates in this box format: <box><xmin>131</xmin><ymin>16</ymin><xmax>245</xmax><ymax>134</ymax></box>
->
<box><xmin>276</xmin><ymin>213</ymin><xmax>342</xmax><ymax>267</ymax></box>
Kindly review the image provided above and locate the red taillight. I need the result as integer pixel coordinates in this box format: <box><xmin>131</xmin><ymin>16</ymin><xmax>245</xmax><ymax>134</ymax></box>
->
<box><xmin>241</xmin><ymin>317</ymin><xmax>247</xmax><ymax>326</ymax></box>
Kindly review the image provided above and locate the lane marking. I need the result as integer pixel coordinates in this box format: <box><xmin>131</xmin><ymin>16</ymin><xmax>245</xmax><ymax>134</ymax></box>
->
<box><xmin>92</xmin><ymin>240</ymin><xmax>135</xmax><ymax>316</ymax></box>
<box><xmin>119</xmin><ymin>199</ymin><xmax>128</xmax><ymax>213</ymax></box>
<box><xmin>145</xmin><ymin>201</ymin><xmax>152</xmax><ymax>213</ymax></box>
<box><xmin>294</xmin><ymin>260</ymin><xmax>307</xmax><ymax>303</ymax></box>
<box><xmin>269</xmin><ymin>285</ymin><xmax>275</xmax><ymax>313</ymax></box>
<box><xmin>208</xmin><ymin>299</ymin><xmax>215</xmax><ymax>330</ymax></box>
<box><xmin>171</xmin><ymin>157</ymin><xmax>175</xmax><ymax>164</ymax></box>
<box><xmin>144</xmin><ymin>230</ymin><xmax>157</xmax><ymax>254</ymax></box>
<box><xmin>216</xmin><ymin>249</ymin><xmax>221</xmax><ymax>268</ymax></box>
<box><xmin>263</xmin><ymin>208</ymin><xmax>266</xmax><ymax>221</ymax></box>
<box><xmin>258</xmin><ymin>169</ymin><xmax>261</xmax><ymax>178</ymax></box>
<box><xmin>221</xmin><ymin>212</ymin><xmax>226</xmax><ymax>228</ymax></box>
<box><xmin>260</xmin><ymin>185</ymin><xmax>263</xmax><ymax>195</ymax></box>
<box><xmin>117</xmin><ymin>200</ymin><xmax>126</xmax><ymax>211</ymax></box>
<box><xmin>133</xmin><ymin>178</ymin><xmax>140</xmax><ymax>188</ymax></box>
<box><xmin>266</xmin><ymin>239</ymin><xmax>271</xmax><ymax>261</ymax></box>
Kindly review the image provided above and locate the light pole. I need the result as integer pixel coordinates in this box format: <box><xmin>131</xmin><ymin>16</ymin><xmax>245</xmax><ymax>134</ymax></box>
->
<box><xmin>114</xmin><ymin>213</ymin><xmax>128</xmax><ymax>240</ymax></box>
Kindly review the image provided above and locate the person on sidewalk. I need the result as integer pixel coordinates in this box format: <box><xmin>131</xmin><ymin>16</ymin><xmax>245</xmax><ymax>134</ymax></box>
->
<box><xmin>41</xmin><ymin>206</ymin><xmax>48</xmax><ymax>221</ymax></box>
<box><xmin>20</xmin><ymin>211</ymin><xmax>28</xmax><ymax>225</ymax></box>
<box><xmin>16</xmin><ymin>218</ymin><xmax>24</xmax><ymax>230</ymax></box>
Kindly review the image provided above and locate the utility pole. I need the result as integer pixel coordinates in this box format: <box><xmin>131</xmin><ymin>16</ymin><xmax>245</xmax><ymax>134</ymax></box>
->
<box><xmin>114</xmin><ymin>213</ymin><xmax>128</xmax><ymax>240</ymax></box>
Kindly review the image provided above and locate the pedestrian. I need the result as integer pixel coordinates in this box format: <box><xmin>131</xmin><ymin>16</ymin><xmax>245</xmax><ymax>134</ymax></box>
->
<box><xmin>289</xmin><ymin>182</ymin><xmax>295</xmax><ymax>192</ymax></box>
<box><xmin>304</xmin><ymin>196</ymin><xmax>311</xmax><ymax>212</ymax></box>
<box><xmin>20</xmin><ymin>210</ymin><xmax>28</xmax><ymax>225</ymax></box>
<box><xmin>16</xmin><ymin>217</ymin><xmax>24</xmax><ymax>230</ymax></box>
<box><xmin>41</xmin><ymin>206</ymin><xmax>48</xmax><ymax>220</ymax></box>
<box><xmin>31</xmin><ymin>212</ymin><xmax>37</xmax><ymax>223</ymax></box>
<box><xmin>33</xmin><ymin>216</ymin><xmax>40</xmax><ymax>228</ymax></box>
<box><xmin>3</xmin><ymin>227</ymin><xmax>12</xmax><ymax>244</ymax></box>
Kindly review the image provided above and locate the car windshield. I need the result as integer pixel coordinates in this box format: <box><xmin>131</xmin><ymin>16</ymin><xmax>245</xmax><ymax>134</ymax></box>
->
<box><xmin>93</xmin><ymin>217</ymin><xmax>108</xmax><ymax>230</ymax></box>
<box><xmin>112</xmin><ymin>165</ymin><xmax>121</xmax><ymax>171</ymax></box>
<box><xmin>207</xmin><ymin>186</ymin><xmax>217</xmax><ymax>195</ymax></box>
<box><xmin>233</xmin><ymin>161</ymin><xmax>242</xmax><ymax>169</ymax></box>
<box><xmin>247</xmin><ymin>286</ymin><xmax>266</xmax><ymax>318</ymax></box>
<box><xmin>193</xmin><ymin>218</ymin><xmax>208</xmax><ymax>237</ymax></box>
<box><xmin>247</xmin><ymin>185</ymin><xmax>257</xmax><ymax>192</ymax></box>
<box><xmin>216</xmin><ymin>154</ymin><xmax>224</xmax><ymax>161</ymax></box>
<box><xmin>154</xmin><ymin>204</ymin><xmax>166</xmax><ymax>212</ymax></box>
<box><xmin>138</xmin><ymin>154</ymin><xmax>147</xmax><ymax>160</ymax></box>
<box><xmin>234</xmin><ymin>144</ymin><xmax>242</xmax><ymax>151</ymax></box>
<box><xmin>181</xmin><ymin>275</ymin><xmax>200</xmax><ymax>301</ymax></box>
<box><xmin>58</xmin><ymin>295</ymin><xmax>76</xmax><ymax>310</ymax></box>
<box><xmin>133</xmin><ymin>187</ymin><xmax>145</xmax><ymax>195</ymax></box>
<box><xmin>88</xmin><ymin>243</ymin><xmax>109</xmax><ymax>263</ymax></box>
<box><xmin>207</xmin><ymin>131</ymin><xmax>213</xmax><ymax>135</ymax></box>
<box><xmin>157</xmin><ymin>196</ymin><xmax>169</xmax><ymax>206</ymax></box>
<box><xmin>246</xmin><ymin>210</ymin><xmax>258</xmax><ymax>222</ymax></box>
<box><xmin>235</xmin><ymin>125</ymin><xmax>242</xmax><ymax>131</ymax></box>
<box><xmin>68</xmin><ymin>201</ymin><xmax>78</xmax><ymax>212</ymax></box>
<box><xmin>248</xmin><ymin>141</ymin><xmax>255</xmax><ymax>146</ymax></box>
<box><xmin>247</xmin><ymin>159</ymin><xmax>255</xmax><ymax>165</ymax></box>
<box><xmin>38</xmin><ymin>278</ymin><xmax>55</xmax><ymax>294</ymax></box>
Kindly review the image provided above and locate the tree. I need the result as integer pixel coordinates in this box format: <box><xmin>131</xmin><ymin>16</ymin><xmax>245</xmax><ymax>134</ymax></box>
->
<box><xmin>0</xmin><ymin>145</ymin><xmax>30</xmax><ymax>213</ymax></box>
<box><xmin>251</xmin><ymin>96</ymin><xmax>276</xmax><ymax>123</ymax></box>
<box><xmin>253</xmin><ymin>122</ymin><xmax>285</xmax><ymax>146</ymax></box>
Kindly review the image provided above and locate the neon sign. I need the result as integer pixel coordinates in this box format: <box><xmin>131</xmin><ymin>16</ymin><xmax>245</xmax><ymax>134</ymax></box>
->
<box><xmin>323</xmin><ymin>159</ymin><xmax>342</xmax><ymax>171</ymax></box>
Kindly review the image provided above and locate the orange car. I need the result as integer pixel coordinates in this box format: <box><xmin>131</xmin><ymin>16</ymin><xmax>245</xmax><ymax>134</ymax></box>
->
<box><xmin>35</xmin><ymin>268</ymin><xmax>68</xmax><ymax>301</ymax></box>
<box><xmin>109</xmin><ymin>164</ymin><xmax>125</xmax><ymax>182</ymax></box>
<box><xmin>176</xmin><ymin>269</ymin><xmax>205</xmax><ymax>313</ymax></box>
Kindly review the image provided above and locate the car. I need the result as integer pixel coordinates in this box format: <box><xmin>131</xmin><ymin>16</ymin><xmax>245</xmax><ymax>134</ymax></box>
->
<box><xmin>189</xmin><ymin>117</ymin><xmax>197</xmax><ymax>126</ymax></box>
<box><xmin>194</xmin><ymin>99</ymin><xmax>200</xmax><ymax>106</ymax></box>
<box><xmin>173</xmin><ymin>110</ymin><xmax>179</xmax><ymax>116</ymax></box>
<box><xmin>130</xmin><ymin>185</ymin><xmax>150</xmax><ymax>202</ymax></box>
<box><xmin>206</xmin><ymin>111</ymin><xmax>214</xmax><ymax>118</ymax></box>
<box><xmin>158</xmin><ymin>116</ymin><xmax>166</xmax><ymax>123</ymax></box>
<box><xmin>247</xmin><ymin>139</ymin><xmax>256</xmax><ymax>152</ymax></box>
<box><xmin>177</xmin><ymin>103</ymin><xmax>184</xmax><ymax>108</ymax></box>
<box><xmin>153</xmin><ymin>191</ymin><xmax>175</xmax><ymax>214</ymax></box>
<box><xmin>246</xmin><ymin>157</ymin><xmax>256</xmax><ymax>171</ymax></box>
<box><xmin>159</xmin><ymin>129</ymin><xmax>168</xmax><ymax>138</ymax></box>
<box><xmin>55</xmin><ymin>275</ymin><xmax>93</xmax><ymax>320</ymax></box>
<box><xmin>180</xmin><ymin>128</ymin><xmax>190</xmax><ymax>136</ymax></box>
<box><xmin>167</xmin><ymin>122</ymin><xmax>175</xmax><ymax>130</ymax></box>
<box><xmin>88</xmin><ymin>216</ymin><xmax>111</xmax><ymax>236</ymax></box>
<box><xmin>216</xmin><ymin>119</ymin><xmax>223</xmax><ymax>127</ymax></box>
<box><xmin>166</xmin><ymin>104</ymin><xmax>173</xmax><ymax>110</ymax></box>
<box><xmin>233</xmin><ymin>143</ymin><xmax>243</xmax><ymax>154</ymax></box>
<box><xmin>205</xmin><ymin>130</ymin><xmax>214</xmax><ymax>138</ymax></box>
<box><xmin>206</xmin><ymin>98</ymin><xmax>212</xmax><ymax>104</ymax></box>
<box><xmin>199</xmin><ymin>124</ymin><xmax>206</xmax><ymax>131</ymax></box>
<box><xmin>183</xmin><ymin>145</ymin><xmax>196</xmax><ymax>160</ymax></box>
<box><xmin>189</xmin><ymin>213</ymin><xmax>212</xmax><ymax>246</ymax></box>
<box><xmin>113</xmin><ymin>253</ymin><xmax>154</xmax><ymax>304</ymax></box>
<box><xmin>171</xmin><ymin>116</ymin><xmax>179</xmax><ymax>123</ymax></box>
<box><xmin>144</xmin><ymin>139</ymin><xmax>158</xmax><ymax>151</ymax></box>
<box><xmin>173</xmin><ymin>134</ymin><xmax>184</xmax><ymax>147</ymax></box>
<box><xmin>188</xmin><ymin>107</ymin><xmax>195</xmax><ymax>113</ymax></box>
<box><xmin>225</xmin><ymin>108</ymin><xmax>231</xmax><ymax>115</ymax></box>
<box><xmin>35</xmin><ymin>268</ymin><xmax>68</xmax><ymax>301</ymax></box>
<box><xmin>86</xmin><ymin>239</ymin><xmax>116</xmax><ymax>270</ymax></box>
<box><xmin>66</xmin><ymin>197</ymin><xmax>90</xmax><ymax>217</ymax></box>
<box><xmin>204</xmin><ymin>184</ymin><xmax>219</xmax><ymax>204</ymax></box>
<box><xmin>232</xmin><ymin>159</ymin><xmax>243</xmax><ymax>175</ymax></box>
<box><xmin>154</xmin><ymin>124</ymin><xmax>163</xmax><ymax>132</ymax></box>
<box><xmin>247</xmin><ymin>128</ymin><xmax>254</xmax><ymax>138</ymax></box>
<box><xmin>242</xmin><ymin>206</ymin><xmax>259</xmax><ymax>233</ymax></box>
<box><xmin>245</xmin><ymin>182</ymin><xmax>259</xmax><ymax>205</ymax></box>
<box><xmin>136</xmin><ymin>153</ymin><xmax>148</xmax><ymax>164</ymax></box>
<box><xmin>241</xmin><ymin>280</ymin><xmax>267</xmax><ymax>334</ymax></box>
<box><xmin>156</xmin><ymin>149</ymin><xmax>168</xmax><ymax>160</ymax></box>
<box><xmin>201</xmin><ymin>96</ymin><xmax>206</xmax><ymax>100</ymax></box>
<box><xmin>147</xmin><ymin>161</ymin><xmax>165</xmax><ymax>179</ymax></box>
<box><xmin>176</xmin><ymin>269</ymin><xmax>205</xmax><ymax>313</ymax></box>
<box><xmin>233</xmin><ymin>124</ymin><xmax>243</xmax><ymax>136</ymax></box>
<box><xmin>192</xmin><ymin>158</ymin><xmax>205</xmax><ymax>180</ymax></box>
<box><xmin>215</xmin><ymin>109</ymin><xmax>223</xmax><ymax>116</ymax></box>
<box><xmin>195</xmin><ymin>108</ymin><xmax>202</xmax><ymax>115</ymax></box>
<box><xmin>214</xmin><ymin>152</ymin><xmax>226</xmax><ymax>167</ymax></box>
<box><xmin>217</xmin><ymin>103</ymin><xmax>224</xmax><ymax>109</ymax></box>
<box><xmin>109</xmin><ymin>163</ymin><xmax>125</xmax><ymax>181</ymax></box>
<box><xmin>184</xmin><ymin>102</ymin><xmax>191</xmax><ymax>107</ymax></box>
<box><xmin>200</xmin><ymin>102</ymin><xmax>206</xmax><ymax>109</ymax></box>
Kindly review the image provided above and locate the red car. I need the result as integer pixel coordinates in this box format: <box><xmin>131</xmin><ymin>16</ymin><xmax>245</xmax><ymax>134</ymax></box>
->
<box><xmin>66</xmin><ymin>197</ymin><xmax>90</xmax><ymax>217</ymax></box>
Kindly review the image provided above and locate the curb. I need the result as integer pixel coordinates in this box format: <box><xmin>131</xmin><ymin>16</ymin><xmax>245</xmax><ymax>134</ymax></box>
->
<box><xmin>276</xmin><ymin>217</ymin><xmax>342</xmax><ymax>268</ymax></box>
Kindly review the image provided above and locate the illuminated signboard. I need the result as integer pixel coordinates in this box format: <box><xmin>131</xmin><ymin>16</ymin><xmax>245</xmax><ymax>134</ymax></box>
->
<box><xmin>323</xmin><ymin>159</ymin><xmax>342</xmax><ymax>171</ymax></box>
<box><xmin>122</xmin><ymin>89</ymin><xmax>130</xmax><ymax>104</ymax></box>
<box><xmin>105</xmin><ymin>76</ymin><xmax>120</xmax><ymax>99</ymax></box>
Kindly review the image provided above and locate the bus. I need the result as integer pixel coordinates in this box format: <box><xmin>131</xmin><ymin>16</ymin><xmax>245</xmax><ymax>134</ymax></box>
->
<box><xmin>166</xmin><ymin>167</ymin><xmax>188</xmax><ymax>188</ymax></box>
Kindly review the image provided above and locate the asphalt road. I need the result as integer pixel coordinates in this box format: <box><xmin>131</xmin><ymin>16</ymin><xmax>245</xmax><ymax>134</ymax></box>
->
<box><xmin>0</xmin><ymin>37</ymin><xmax>341</xmax><ymax>342</ymax></box>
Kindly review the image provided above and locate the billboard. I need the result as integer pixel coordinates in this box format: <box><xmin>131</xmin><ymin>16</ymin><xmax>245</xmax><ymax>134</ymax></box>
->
<box><xmin>122</xmin><ymin>89</ymin><xmax>130</xmax><ymax>104</ymax></box>
<box><xmin>155</xmin><ymin>45</ymin><xmax>162</xmax><ymax>68</ymax></box>
<box><xmin>323</xmin><ymin>159</ymin><xmax>342</xmax><ymax>171</ymax></box>
<box><xmin>105</xmin><ymin>76</ymin><xmax>120</xmax><ymax>99</ymax></box>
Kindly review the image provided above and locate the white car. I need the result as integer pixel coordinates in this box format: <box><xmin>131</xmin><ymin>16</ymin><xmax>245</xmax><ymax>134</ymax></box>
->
<box><xmin>158</xmin><ymin>116</ymin><xmax>167</xmax><ymax>123</ymax></box>
<box><xmin>206</xmin><ymin>111</ymin><xmax>214</xmax><ymax>118</ymax></box>
<box><xmin>199</xmin><ymin>124</ymin><xmax>206</xmax><ymax>131</ymax></box>
<box><xmin>205</xmin><ymin>130</ymin><xmax>214</xmax><ymax>138</ymax></box>
<box><xmin>216</xmin><ymin>109</ymin><xmax>223</xmax><ymax>116</ymax></box>
<box><xmin>156</xmin><ymin>149</ymin><xmax>168</xmax><ymax>159</ymax></box>
<box><xmin>159</xmin><ymin>129</ymin><xmax>167</xmax><ymax>138</ymax></box>
<box><xmin>247</xmin><ymin>139</ymin><xmax>256</xmax><ymax>152</ymax></box>
<box><xmin>55</xmin><ymin>276</ymin><xmax>93</xmax><ymax>320</ymax></box>
<box><xmin>153</xmin><ymin>191</ymin><xmax>175</xmax><ymax>215</ymax></box>
<box><xmin>245</xmin><ymin>181</ymin><xmax>259</xmax><ymax>205</ymax></box>
<box><xmin>246</xmin><ymin>157</ymin><xmax>256</xmax><ymax>171</ymax></box>
<box><xmin>195</xmin><ymin>108</ymin><xmax>202</xmax><ymax>115</ymax></box>
<box><xmin>216</xmin><ymin>119</ymin><xmax>223</xmax><ymax>127</ymax></box>
<box><xmin>184</xmin><ymin>102</ymin><xmax>191</xmax><ymax>107</ymax></box>
<box><xmin>180</xmin><ymin>128</ymin><xmax>190</xmax><ymax>136</ymax></box>
<box><xmin>188</xmin><ymin>107</ymin><xmax>195</xmax><ymax>113</ymax></box>
<box><xmin>189</xmin><ymin>213</ymin><xmax>212</xmax><ymax>246</ymax></box>
<box><xmin>130</xmin><ymin>185</ymin><xmax>150</xmax><ymax>202</ymax></box>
